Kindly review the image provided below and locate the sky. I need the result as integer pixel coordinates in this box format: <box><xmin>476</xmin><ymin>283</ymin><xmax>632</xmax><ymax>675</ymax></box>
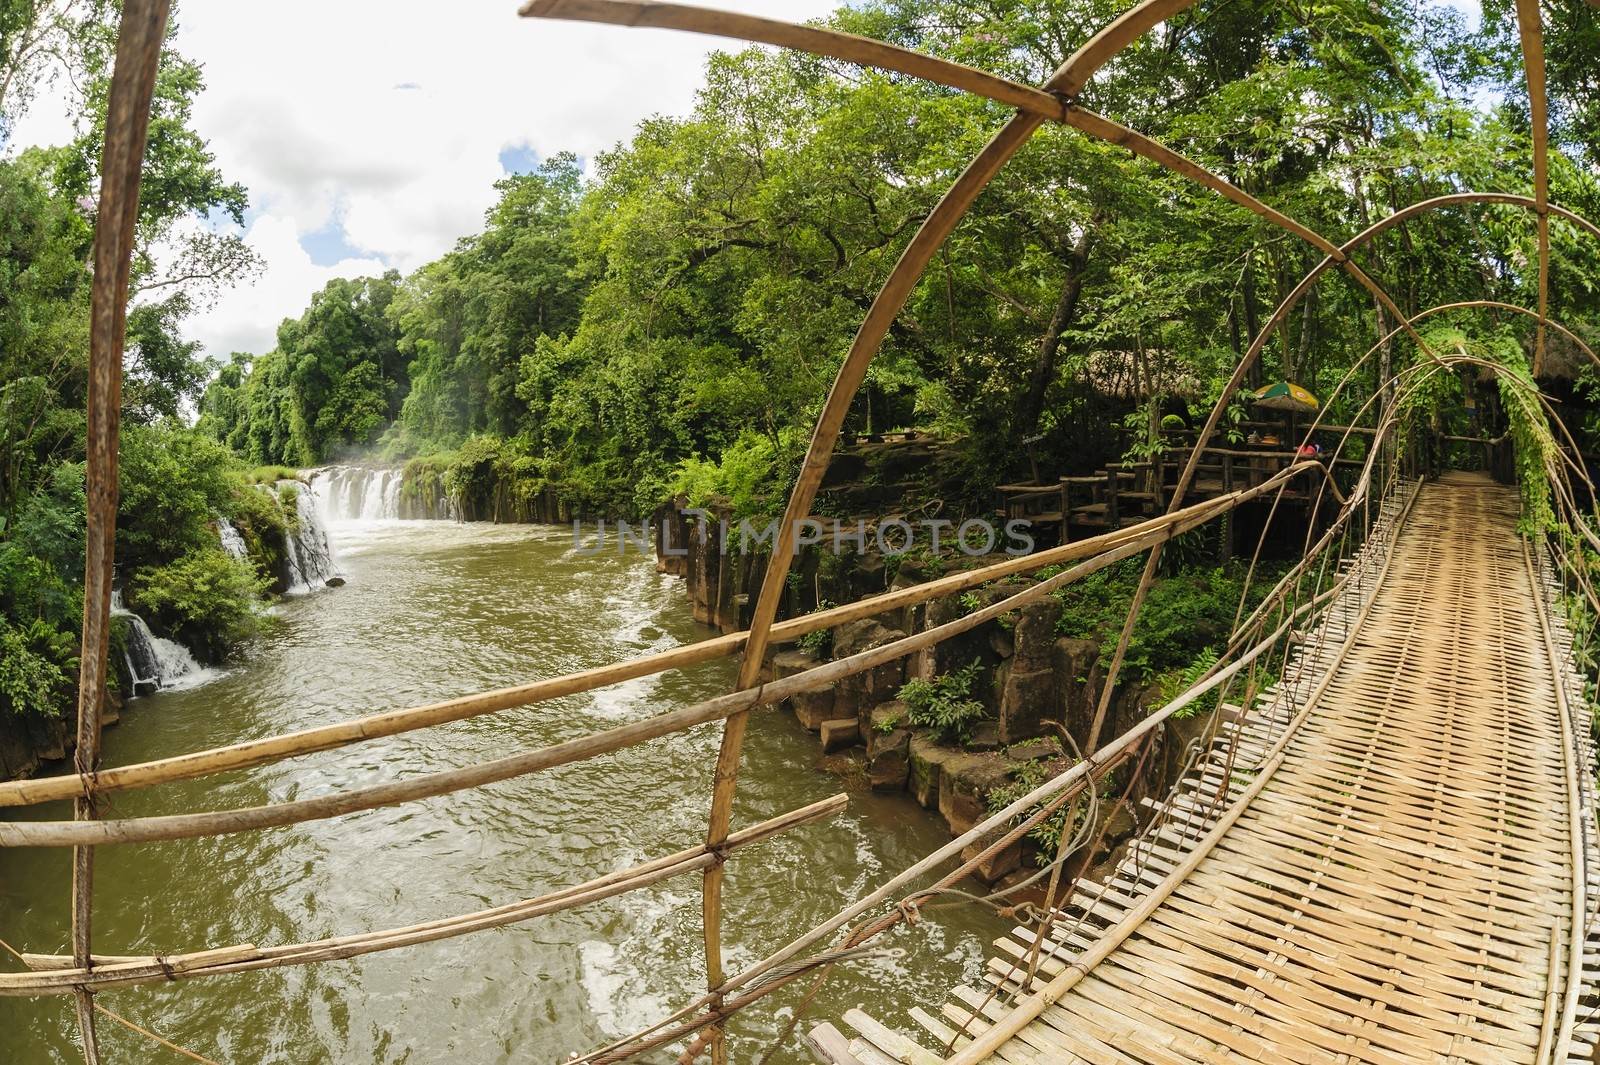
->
<box><xmin>8</xmin><ymin>0</ymin><xmax>836</xmax><ymax>361</ymax></box>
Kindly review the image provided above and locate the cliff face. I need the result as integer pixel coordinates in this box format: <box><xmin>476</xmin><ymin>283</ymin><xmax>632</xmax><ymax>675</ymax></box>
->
<box><xmin>0</xmin><ymin>687</ymin><xmax>120</xmax><ymax>782</ymax></box>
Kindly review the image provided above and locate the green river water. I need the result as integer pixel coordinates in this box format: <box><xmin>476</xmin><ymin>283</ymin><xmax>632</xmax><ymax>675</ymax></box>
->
<box><xmin>1</xmin><ymin>518</ymin><xmax>999</xmax><ymax>1063</ymax></box>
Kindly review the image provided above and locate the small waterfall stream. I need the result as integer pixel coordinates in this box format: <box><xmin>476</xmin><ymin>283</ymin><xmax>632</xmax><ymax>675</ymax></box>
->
<box><xmin>218</xmin><ymin>518</ymin><xmax>249</xmax><ymax>561</ymax></box>
<box><xmin>279</xmin><ymin>480</ymin><xmax>343</xmax><ymax>593</ymax></box>
<box><xmin>110</xmin><ymin>590</ymin><xmax>213</xmax><ymax>696</ymax></box>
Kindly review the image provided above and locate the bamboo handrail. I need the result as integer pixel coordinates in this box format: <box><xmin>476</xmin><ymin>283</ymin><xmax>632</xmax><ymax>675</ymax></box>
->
<box><xmin>3</xmin><ymin>472</ymin><xmax>1324</xmax><ymax>850</ymax></box>
<box><xmin>0</xmin><ymin>480</ymin><xmax>1301</xmax><ymax>811</ymax></box>
<box><xmin>0</xmin><ymin>794</ymin><xmax>847</xmax><ymax>995</ymax></box>
<box><xmin>1525</xmin><ymin>540</ymin><xmax>1585</xmax><ymax>1064</ymax></box>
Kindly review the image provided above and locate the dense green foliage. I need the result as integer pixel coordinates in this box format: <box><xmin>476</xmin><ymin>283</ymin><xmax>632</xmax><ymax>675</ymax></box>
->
<box><xmin>898</xmin><ymin>658</ymin><xmax>987</xmax><ymax>744</ymax></box>
<box><xmin>196</xmin><ymin>0</ymin><xmax>1600</xmax><ymax>522</ymax></box>
<box><xmin>0</xmin><ymin>3</ymin><xmax>270</xmax><ymax>713</ymax></box>
<box><xmin>1050</xmin><ymin>558</ymin><xmax>1284</xmax><ymax>681</ymax></box>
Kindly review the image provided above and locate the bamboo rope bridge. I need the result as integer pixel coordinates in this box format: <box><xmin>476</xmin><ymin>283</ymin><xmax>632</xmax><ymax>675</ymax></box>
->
<box><xmin>9</xmin><ymin>2</ymin><xmax>1600</xmax><ymax>1063</ymax></box>
<box><xmin>828</xmin><ymin>478</ymin><xmax>1600</xmax><ymax>1065</ymax></box>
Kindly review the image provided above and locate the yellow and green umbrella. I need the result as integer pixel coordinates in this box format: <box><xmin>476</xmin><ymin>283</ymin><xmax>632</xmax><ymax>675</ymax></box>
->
<box><xmin>1251</xmin><ymin>380</ymin><xmax>1319</xmax><ymax>414</ymax></box>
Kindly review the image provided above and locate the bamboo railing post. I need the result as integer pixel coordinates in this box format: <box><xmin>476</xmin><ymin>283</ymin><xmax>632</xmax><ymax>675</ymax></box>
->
<box><xmin>1515</xmin><ymin>0</ymin><xmax>1551</xmax><ymax>377</ymax></box>
<box><xmin>67</xmin><ymin>2</ymin><xmax>171</xmax><ymax>1060</ymax></box>
<box><xmin>690</xmin><ymin>104</ymin><xmax>1051</xmax><ymax>1063</ymax></box>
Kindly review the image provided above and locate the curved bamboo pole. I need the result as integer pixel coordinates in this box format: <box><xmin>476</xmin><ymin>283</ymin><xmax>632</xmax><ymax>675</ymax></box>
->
<box><xmin>521</xmin><ymin>1</ymin><xmax>1340</xmax><ymax>253</ymax></box>
<box><xmin>1411</xmin><ymin>300</ymin><xmax>1600</xmax><ymax>369</ymax></box>
<box><xmin>693</xmin><ymin>108</ymin><xmax>1044</xmax><ymax>1039</ymax></box>
<box><xmin>1175</xmin><ymin>193</ymin><xmax>1600</xmax><ymax>517</ymax></box>
<box><xmin>1515</xmin><ymin>0</ymin><xmax>1551</xmax><ymax>376</ymax></box>
<box><xmin>69</xmin><ymin>2</ymin><xmax>172</xmax><ymax>1060</ymax></box>
<box><xmin>1085</xmin><ymin>192</ymin><xmax>1600</xmax><ymax>752</ymax></box>
<box><xmin>520</xmin><ymin>0</ymin><xmax>1069</xmax><ymax>119</ymax></box>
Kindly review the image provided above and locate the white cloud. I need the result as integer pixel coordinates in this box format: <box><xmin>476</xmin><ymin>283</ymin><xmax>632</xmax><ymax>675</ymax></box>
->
<box><xmin>188</xmin><ymin>213</ymin><xmax>388</xmax><ymax>358</ymax></box>
<box><xmin>9</xmin><ymin>0</ymin><xmax>837</xmax><ymax>357</ymax></box>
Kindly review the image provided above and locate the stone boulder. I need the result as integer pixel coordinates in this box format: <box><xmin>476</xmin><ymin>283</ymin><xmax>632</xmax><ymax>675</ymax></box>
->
<box><xmin>1010</xmin><ymin>600</ymin><xmax>1061</xmax><ymax>673</ymax></box>
<box><xmin>938</xmin><ymin>751</ymin><xmax>1016</xmax><ymax>836</ymax></box>
<box><xmin>772</xmin><ymin>648</ymin><xmax>835</xmax><ymax>732</ymax></box>
<box><xmin>994</xmin><ymin>657</ymin><xmax>1054</xmax><ymax>745</ymax></box>
<box><xmin>866</xmin><ymin>702</ymin><xmax>912</xmax><ymax>792</ymax></box>
<box><xmin>1051</xmin><ymin>636</ymin><xmax>1102</xmax><ymax>746</ymax></box>
<box><xmin>820</xmin><ymin>718</ymin><xmax>861</xmax><ymax>752</ymax></box>
<box><xmin>909</xmin><ymin>733</ymin><xmax>961</xmax><ymax>808</ymax></box>
<box><xmin>832</xmin><ymin>619</ymin><xmax>907</xmax><ymax>727</ymax></box>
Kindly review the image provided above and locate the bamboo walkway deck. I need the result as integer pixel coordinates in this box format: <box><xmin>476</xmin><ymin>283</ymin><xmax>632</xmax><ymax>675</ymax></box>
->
<box><xmin>824</xmin><ymin>477</ymin><xmax>1600</xmax><ymax>1065</ymax></box>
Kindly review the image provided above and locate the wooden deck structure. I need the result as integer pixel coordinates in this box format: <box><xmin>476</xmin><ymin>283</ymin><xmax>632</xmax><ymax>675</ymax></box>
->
<box><xmin>997</xmin><ymin>446</ymin><xmax>1359</xmax><ymax>543</ymax></box>
<box><xmin>825</xmin><ymin>476</ymin><xmax>1600</xmax><ymax>1064</ymax></box>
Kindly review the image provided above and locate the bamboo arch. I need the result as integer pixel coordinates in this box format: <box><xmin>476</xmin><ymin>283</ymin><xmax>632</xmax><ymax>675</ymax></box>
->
<box><xmin>31</xmin><ymin>0</ymin><xmax>1592</xmax><ymax>1062</ymax></box>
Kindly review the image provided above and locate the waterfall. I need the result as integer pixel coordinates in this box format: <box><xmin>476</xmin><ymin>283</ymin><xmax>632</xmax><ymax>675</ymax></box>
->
<box><xmin>307</xmin><ymin>466</ymin><xmax>405</xmax><ymax>522</ymax></box>
<box><xmin>110</xmin><ymin>590</ymin><xmax>214</xmax><ymax>696</ymax></box>
<box><xmin>280</xmin><ymin>480</ymin><xmax>343</xmax><ymax>593</ymax></box>
<box><xmin>307</xmin><ymin>465</ymin><xmax>454</xmax><ymax>521</ymax></box>
<box><xmin>218</xmin><ymin>518</ymin><xmax>249</xmax><ymax>561</ymax></box>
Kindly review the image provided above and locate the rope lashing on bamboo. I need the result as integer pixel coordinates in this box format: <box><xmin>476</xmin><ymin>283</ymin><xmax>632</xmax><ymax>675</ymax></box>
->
<box><xmin>0</xmin><ymin>940</ymin><xmax>223</xmax><ymax>1065</ymax></box>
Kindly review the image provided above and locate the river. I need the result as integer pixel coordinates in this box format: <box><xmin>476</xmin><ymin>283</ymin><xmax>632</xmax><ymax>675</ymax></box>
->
<box><xmin>1</xmin><ymin>516</ymin><xmax>999</xmax><ymax>1063</ymax></box>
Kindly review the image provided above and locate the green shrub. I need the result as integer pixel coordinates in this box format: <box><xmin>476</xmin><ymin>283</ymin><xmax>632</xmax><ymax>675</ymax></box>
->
<box><xmin>667</xmin><ymin>428</ymin><xmax>803</xmax><ymax>519</ymax></box>
<box><xmin>797</xmin><ymin>627</ymin><xmax>832</xmax><ymax>658</ymax></box>
<box><xmin>1156</xmin><ymin>647</ymin><xmax>1221</xmax><ymax>720</ymax></box>
<box><xmin>1053</xmin><ymin>558</ymin><xmax>1290</xmax><ymax>681</ymax></box>
<box><xmin>899</xmin><ymin>659</ymin><xmax>987</xmax><ymax>745</ymax></box>
<box><xmin>0</xmin><ymin>618</ymin><xmax>75</xmax><ymax>717</ymax></box>
<box><xmin>986</xmin><ymin>760</ymin><xmax>1082</xmax><ymax>866</ymax></box>
<box><xmin>131</xmin><ymin>549</ymin><xmax>271</xmax><ymax>662</ymax></box>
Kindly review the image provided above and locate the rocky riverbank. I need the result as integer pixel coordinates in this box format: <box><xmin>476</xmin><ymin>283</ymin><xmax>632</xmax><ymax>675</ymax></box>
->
<box><xmin>656</xmin><ymin>500</ymin><xmax>1218</xmax><ymax>890</ymax></box>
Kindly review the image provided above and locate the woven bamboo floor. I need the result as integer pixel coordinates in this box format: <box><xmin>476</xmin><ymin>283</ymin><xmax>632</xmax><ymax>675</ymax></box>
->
<box><xmin>826</xmin><ymin>478</ymin><xmax>1600</xmax><ymax>1065</ymax></box>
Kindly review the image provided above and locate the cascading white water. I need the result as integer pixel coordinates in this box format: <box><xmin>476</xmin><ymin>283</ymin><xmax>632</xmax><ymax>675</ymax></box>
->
<box><xmin>279</xmin><ymin>480</ymin><xmax>342</xmax><ymax>593</ymax></box>
<box><xmin>306</xmin><ymin>465</ymin><xmax>461</xmax><ymax>522</ymax></box>
<box><xmin>308</xmin><ymin>466</ymin><xmax>404</xmax><ymax>522</ymax></box>
<box><xmin>218</xmin><ymin>518</ymin><xmax>249</xmax><ymax>561</ymax></box>
<box><xmin>110</xmin><ymin>590</ymin><xmax>214</xmax><ymax>695</ymax></box>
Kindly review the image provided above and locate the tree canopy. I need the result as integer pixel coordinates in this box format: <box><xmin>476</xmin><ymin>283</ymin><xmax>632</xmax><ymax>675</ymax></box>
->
<box><xmin>201</xmin><ymin>0</ymin><xmax>1600</xmax><ymax>517</ymax></box>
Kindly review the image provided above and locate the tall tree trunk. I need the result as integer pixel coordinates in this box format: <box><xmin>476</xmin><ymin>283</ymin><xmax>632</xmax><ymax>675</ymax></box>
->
<box><xmin>1241</xmin><ymin>253</ymin><xmax>1264</xmax><ymax>391</ymax></box>
<box><xmin>1019</xmin><ymin>221</ymin><xmax>1096</xmax><ymax>437</ymax></box>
